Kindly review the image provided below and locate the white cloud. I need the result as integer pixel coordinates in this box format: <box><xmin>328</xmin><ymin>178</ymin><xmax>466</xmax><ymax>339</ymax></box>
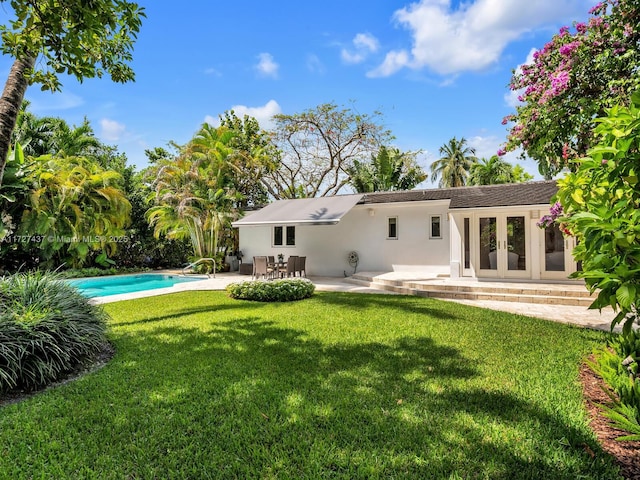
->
<box><xmin>306</xmin><ymin>54</ymin><xmax>325</xmax><ymax>74</ymax></box>
<box><xmin>504</xmin><ymin>48</ymin><xmax>537</xmax><ymax>107</ymax></box>
<box><xmin>100</xmin><ymin>118</ymin><xmax>126</xmax><ymax>142</ymax></box>
<box><xmin>205</xmin><ymin>99</ymin><xmax>282</xmax><ymax>131</ymax></box>
<box><xmin>367</xmin><ymin>50</ymin><xmax>410</xmax><ymax>77</ymax></box>
<box><xmin>28</xmin><ymin>91</ymin><xmax>84</xmax><ymax>112</ymax></box>
<box><xmin>255</xmin><ymin>53</ymin><xmax>279</xmax><ymax>78</ymax></box>
<box><xmin>204</xmin><ymin>67</ymin><xmax>222</xmax><ymax>76</ymax></box>
<box><xmin>372</xmin><ymin>0</ymin><xmax>589</xmax><ymax>76</ymax></box>
<box><xmin>341</xmin><ymin>32</ymin><xmax>380</xmax><ymax>64</ymax></box>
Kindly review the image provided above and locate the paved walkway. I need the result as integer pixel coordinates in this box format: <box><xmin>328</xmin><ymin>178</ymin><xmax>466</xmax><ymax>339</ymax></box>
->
<box><xmin>91</xmin><ymin>271</ymin><xmax>621</xmax><ymax>332</ymax></box>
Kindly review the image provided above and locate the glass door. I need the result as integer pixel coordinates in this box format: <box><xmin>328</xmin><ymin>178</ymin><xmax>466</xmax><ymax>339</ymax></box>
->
<box><xmin>540</xmin><ymin>224</ymin><xmax>577</xmax><ymax>279</ymax></box>
<box><xmin>477</xmin><ymin>214</ymin><xmax>529</xmax><ymax>278</ymax></box>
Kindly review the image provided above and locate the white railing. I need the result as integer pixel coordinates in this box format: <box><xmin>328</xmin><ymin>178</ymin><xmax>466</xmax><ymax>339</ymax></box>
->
<box><xmin>182</xmin><ymin>258</ymin><xmax>216</xmax><ymax>278</ymax></box>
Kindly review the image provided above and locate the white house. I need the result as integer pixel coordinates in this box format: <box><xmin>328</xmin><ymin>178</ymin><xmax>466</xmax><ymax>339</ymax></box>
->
<box><xmin>233</xmin><ymin>180</ymin><xmax>578</xmax><ymax>281</ymax></box>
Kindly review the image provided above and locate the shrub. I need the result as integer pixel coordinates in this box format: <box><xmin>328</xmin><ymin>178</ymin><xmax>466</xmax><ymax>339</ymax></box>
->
<box><xmin>56</xmin><ymin>266</ymin><xmax>149</xmax><ymax>279</ymax></box>
<box><xmin>589</xmin><ymin>329</ymin><xmax>640</xmax><ymax>441</ymax></box>
<box><xmin>0</xmin><ymin>271</ymin><xmax>109</xmax><ymax>393</ymax></box>
<box><xmin>226</xmin><ymin>278</ymin><xmax>315</xmax><ymax>302</ymax></box>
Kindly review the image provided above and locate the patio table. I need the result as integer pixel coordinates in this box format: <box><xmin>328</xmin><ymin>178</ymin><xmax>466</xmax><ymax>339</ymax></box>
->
<box><xmin>268</xmin><ymin>262</ymin><xmax>287</xmax><ymax>278</ymax></box>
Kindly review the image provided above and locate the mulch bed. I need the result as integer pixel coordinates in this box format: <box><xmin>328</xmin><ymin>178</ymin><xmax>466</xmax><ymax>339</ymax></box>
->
<box><xmin>580</xmin><ymin>360</ymin><xmax>640</xmax><ymax>480</ymax></box>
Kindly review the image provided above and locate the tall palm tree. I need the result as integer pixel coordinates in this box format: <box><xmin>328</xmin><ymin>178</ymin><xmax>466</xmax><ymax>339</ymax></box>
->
<box><xmin>468</xmin><ymin>155</ymin><xmax>515</xmax><ymax>185</ymax></box>
<box><xmin>146</xmin><ymin>125</ymin><xmax>241</xmax><ymax>261</ymax></box>
<box><xmin>430</xmin><ymin>137</ymin><xmax>477</xmax><ymax>188</ymax></box>
<box><xmin>347</xmin><ymin>146</ymin><xmax>426</xmax><ymax>193</ymax></box>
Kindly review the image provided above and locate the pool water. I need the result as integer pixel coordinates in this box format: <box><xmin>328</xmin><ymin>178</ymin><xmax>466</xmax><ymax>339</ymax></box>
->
<box><xmin>67</xmin><ymin>273</ymin><xmax>205</xmax><ymax>298</ymax></box>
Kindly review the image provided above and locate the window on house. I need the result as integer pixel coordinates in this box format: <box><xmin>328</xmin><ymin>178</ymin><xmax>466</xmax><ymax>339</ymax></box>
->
<box><xmin>388</xmin><ymin>217</ymin><xmax>398</xmax><ymax>239</ymax></box>
<box><xmin>286</xmin><ymin>226</ymin><xmax>295</xmax><ymax>246</ymax></box>
<box><xmin>430</xmin><ymin>215</ymin><xmax>442</xmax><ymax>239</ymax></box>
<box><xmin>273</xmin><ymin>226</ymin><xmax>295</xmax><ymax>246</ymax></box>
<box><xmin>273</xmin><ymin>226</ymin><xmax>283</xmax><ymax>246</ymax></box>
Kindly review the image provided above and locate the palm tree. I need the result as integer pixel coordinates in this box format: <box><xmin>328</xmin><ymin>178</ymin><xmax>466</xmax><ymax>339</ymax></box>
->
<box><xmin>146</xmin><ymin>125</ymin><xmax>241</xmax><ymax>262</ymax></box>
<box><xmin>347</xmin><ymin>146</ymin><xmax>426</xmax><ymax>193</ymax></box>
<box><xmin>430</xmin><ymin>137</ymin><xmax>477</xmax><ymax>188</ymax></box>
<box><xmin>468</xmin><ymin>155</ymin><xmax>515</xmax><ymax>185</ymax></box>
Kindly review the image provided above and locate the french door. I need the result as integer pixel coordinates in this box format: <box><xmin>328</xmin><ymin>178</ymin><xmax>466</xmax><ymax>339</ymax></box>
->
<box><xmin>477</xmin><ymin>214</ymin><xmax>529</xmax><ymax>278</ymax></box>
<box><xmin>540</xmin><ymin>223</ymin><xmax>579</xmax><ymax>279</ymax></box>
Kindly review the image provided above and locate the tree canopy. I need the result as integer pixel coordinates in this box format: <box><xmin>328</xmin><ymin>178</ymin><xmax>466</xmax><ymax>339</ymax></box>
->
<box><xmin>347</xmin><ymin>146</ymin><xmax>426</xmax><ymax>193</ymax></box>
<box><xmin>468</xmin><ymin>156</ymin><xmax>533</xmax><ymax>186</ymax></box>
<box><xmin>0</xmin><ymin>0</ymin><xmax>145</xmax><ymax>187</ymax></box>
<box><xmin>266</xmin><ymin>103</ymin><xmax>392</xmax><ymax>198</ymax></box>
<box><xmin>430</xmin><ymin>137</ymin><xmax>477</xmax><ymax>188</ymax></box>
<box><xmin>502</xmin><ymin>0</ymin><xmax>640</xmax><ymax>176</ymax></box>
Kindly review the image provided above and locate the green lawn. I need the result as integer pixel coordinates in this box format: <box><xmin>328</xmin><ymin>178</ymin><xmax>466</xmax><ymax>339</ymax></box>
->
<box><xmin>0</xmin><ymin>291</ymin><xmax>622</xmax><ymax>479</ymax></box>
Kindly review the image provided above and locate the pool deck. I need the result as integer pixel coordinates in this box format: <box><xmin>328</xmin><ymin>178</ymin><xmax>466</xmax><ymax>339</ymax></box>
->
<box><xmin>88</xmin><ymin>270</ymin><xmax>624</xmax><ymax>333</ymax></box>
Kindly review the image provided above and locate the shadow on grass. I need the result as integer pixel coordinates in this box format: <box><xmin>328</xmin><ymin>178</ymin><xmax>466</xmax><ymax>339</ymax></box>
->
<box><xmin>83</xmin><ymin>315</ymin><xmax>618</xmax><ymax>479</ymax></box>
<box><xmin>313</xmin><ymin>291</ymin><xmax>460</xmax><ymax>320</ymax></box>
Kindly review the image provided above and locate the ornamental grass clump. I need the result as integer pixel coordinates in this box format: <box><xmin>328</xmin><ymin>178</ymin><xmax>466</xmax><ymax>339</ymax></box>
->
<box><xmin>0</xmin><ymin>271</ymin><xmax>109</xmax><ymax>393</ymax></box>
<box><xmin>226</xmin><ymin>278</ymin><xmax>315</xmax><ymax>302</ymax></box>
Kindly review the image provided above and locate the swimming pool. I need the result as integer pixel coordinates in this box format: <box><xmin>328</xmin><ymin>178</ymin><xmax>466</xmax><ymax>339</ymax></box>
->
<box><xmin>67</xmin><ymin>273</ymin><xmax>206</xmax><ymax>298</ymax></box>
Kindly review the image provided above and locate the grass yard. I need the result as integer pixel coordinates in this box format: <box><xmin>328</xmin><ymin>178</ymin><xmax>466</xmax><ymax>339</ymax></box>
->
<box><xmin>0</xmin><ymin>291</ymin><xmax>623</xmax><ymax>479</ymax></box>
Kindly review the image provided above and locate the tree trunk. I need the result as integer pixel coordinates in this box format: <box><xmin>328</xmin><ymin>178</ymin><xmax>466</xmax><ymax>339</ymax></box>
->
<box><xmin>0</xmin><ymin>56</ymin><xmax>34</xmax><ymax>188</ymax></box>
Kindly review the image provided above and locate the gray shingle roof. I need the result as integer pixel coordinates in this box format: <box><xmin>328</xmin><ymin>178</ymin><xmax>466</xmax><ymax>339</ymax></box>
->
<box><xmin>359</xmin><ymin>180</ymin><xmax>558</xmax><ymax>209</ymax></box>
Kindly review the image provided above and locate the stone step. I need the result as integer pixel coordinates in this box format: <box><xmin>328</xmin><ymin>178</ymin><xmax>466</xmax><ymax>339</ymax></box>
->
<box><xmin>347</xmin><ymin>273</ymin><xmax>594</xmax><ymax>307</ymax></box>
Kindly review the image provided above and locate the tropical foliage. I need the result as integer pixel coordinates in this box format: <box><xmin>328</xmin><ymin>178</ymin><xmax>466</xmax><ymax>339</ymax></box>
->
<box><xmin>553</xmin><ymin>91</ymin><xmax>640</xmax><ymax>335</ymax></box>
<box><xmin>430</xmin><ymin>137</ymin><xmax>477</xmax><ymax>187</ymax></box>
<box><xmin>468</xmin><ymin>155</ymin><xmax>533</xmax><ymax>186</ymax></box>
<box><xmin>347</xmin><ymin>146</ymin><xmax>426</xmax><ymax>192</ymax></box>
<box><xmin>146</xmin><ymin>125</ymin><xmax>242</xmax><ymax>260</ymax></box>
<box><xmin>502</xmin><ymin>0</ymin><xmax>640</xmax><ymax>177</ymax></box>
<box><xmin>267</xmin><ymin>103</ymin><xmax>392</xmax><ymax>198</ymax></box>
<box><xmin>218</xmin><ymin>110</ymin><xmax>279</xmax><ymax>208</ymax></box>
<box><xmin>18</xmin><ymin>154</ymin><xmax>131</xmax><ymax>268</ymax></box>
<box><xmin>0</xmin><ymin>270</ymin><xmax>108</xmax><ymax>393</ymax></box>
<box><xmin>0</xmin><ymin>0</ymin><xmax>146</xmax><ymax>187</ymax></box>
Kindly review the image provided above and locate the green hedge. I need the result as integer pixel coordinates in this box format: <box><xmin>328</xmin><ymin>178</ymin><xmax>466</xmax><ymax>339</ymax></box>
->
<box><xmin>226</xmin><ymin>278</ymin><xmax>315</xmax><ymax>302</ymax></box>
<box><xmin>0</xmin><ymin>271</ymin><xmax>109</xmax><ymax>393</ymax></box>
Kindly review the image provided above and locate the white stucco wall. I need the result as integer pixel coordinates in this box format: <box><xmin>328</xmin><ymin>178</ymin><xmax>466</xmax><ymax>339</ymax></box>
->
<box><xmin>238</xmin><ymin>201</ymin><xmax>451</xmax><ymax>277</ymax></box>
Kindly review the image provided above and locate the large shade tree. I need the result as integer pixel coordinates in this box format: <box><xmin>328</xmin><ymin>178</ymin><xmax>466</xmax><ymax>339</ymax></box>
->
<box><xmin>502</xmin><ymin>0</ymin><xmax>640</xmax><ymax>176</ymax></box>
<box><xmin>347</xmin><ymin>146</ymin><xmax>426</xmax><ymax>193</ymax></box>
<box><xmin>0</xmin><ymin>0</ymin><xmax>145</xmax><ymax>188</ymax></box>
<box><xmin>430</xmin><ymin>137</ymin><xmax>477</xmax><ymax>188</ymax></box>
<box><xmin>266</xmin><ymin>103</ymin><xmax>392</xmax><ymax>199</ymax></box>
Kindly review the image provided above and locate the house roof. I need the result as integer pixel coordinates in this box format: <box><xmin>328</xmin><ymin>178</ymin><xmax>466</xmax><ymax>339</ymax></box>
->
<box><xmin>232</xmin><ymin>194</ymin><xmax>364</xmax><ymax>226</ymax></box>
<box><xmin>359</xmin><ymin>180</ymin><xmax>558</xmax><ymax>209</ymax></box>
<box><xmin>233</xmin><ymin>181</ymin><xmax>558</xmax><ymax>226</ymax></box>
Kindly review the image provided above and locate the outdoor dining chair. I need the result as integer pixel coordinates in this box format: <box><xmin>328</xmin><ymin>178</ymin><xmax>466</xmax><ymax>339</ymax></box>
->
<box><xmin>253</xmin><ymin>256</ymin><xmax>273</xmax><ymax>280</ymax></box>
<box><xmin>285</xmin><ymin>256</ymin><xmax>298</xmax><ymax>277</ymax></box>
<box><xmin>295</xmin><ymin>256</ymin><xmax>306</xmax><ymax>277</ymax></box>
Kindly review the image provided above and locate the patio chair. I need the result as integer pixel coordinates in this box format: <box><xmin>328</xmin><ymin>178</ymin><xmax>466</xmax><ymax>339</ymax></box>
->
<box><xmin>267</xmin><ymin>255</ymin><xmax>275</xmax><ymax>264</ymax></box>
<box><xmin>253</xmin><ymin>256</ymin><xmax>273</xmax><ymax>280</ymax></box>
<box><xmin>285</xmin><ymin>256</ymin><xmax>298</xmax><ymax>277</ymax></box>
<box><xmin>296</xmin><ymin>256</ymin><xmax>306</xmax><ymax>278</ymax></box>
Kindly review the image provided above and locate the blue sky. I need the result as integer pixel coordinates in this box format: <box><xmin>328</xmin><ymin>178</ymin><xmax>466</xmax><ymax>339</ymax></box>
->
<box><xmin>1</xmin><ymin>0</ymin><xmax>597</xmax><ymax>185</ymax></box>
